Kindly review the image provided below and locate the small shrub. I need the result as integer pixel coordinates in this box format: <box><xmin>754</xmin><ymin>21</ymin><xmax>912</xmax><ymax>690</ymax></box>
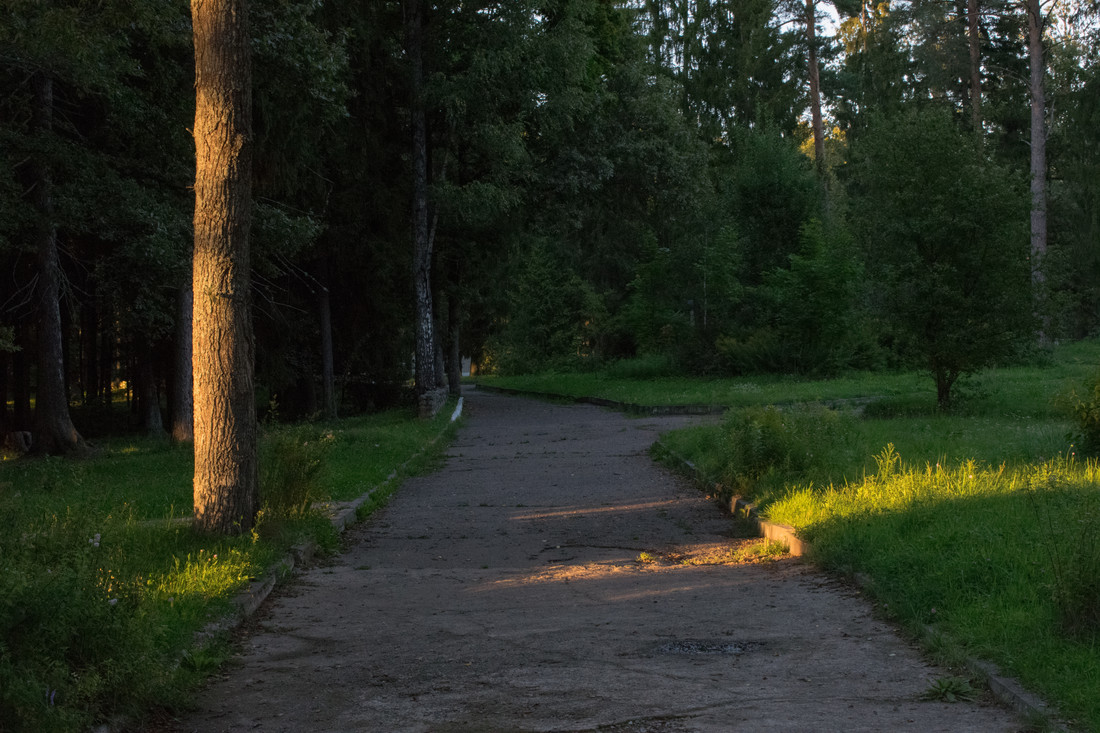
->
<box><xmin>259</xmin><ymin>428</ymin><xmax>333</xmax><ymax>519</ymax></box>
<box><xmin>721</xmin><ymin>405</ymin><xmax>855</xmax><ymax>495</ymax></box>
<box><xmin>920</xmin><ymin>676</ymin><xmax>977</xmax><ymax>703</ymax></box>
<box><xmin>604</xmin><ymin>354</ymin><xmax>676</xmax><ymax>380</ymax></box>
<box><xmin>1069</xmin><ymin>371</ymin><xmax>1100</xmax><ymax>453</ymax></box>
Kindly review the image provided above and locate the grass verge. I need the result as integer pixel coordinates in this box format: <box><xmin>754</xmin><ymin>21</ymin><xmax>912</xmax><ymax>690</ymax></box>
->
<box><xmin>0</xmin><ymin>402</ymin><xmax>457</xmax><ymax>732</ymax></box>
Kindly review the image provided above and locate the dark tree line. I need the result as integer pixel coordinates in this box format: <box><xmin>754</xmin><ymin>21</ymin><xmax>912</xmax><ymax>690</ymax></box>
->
<box><xmin>2</xmin><ymin>0</ymin><xmax>1100</xmax><ymax>462</ymax></box>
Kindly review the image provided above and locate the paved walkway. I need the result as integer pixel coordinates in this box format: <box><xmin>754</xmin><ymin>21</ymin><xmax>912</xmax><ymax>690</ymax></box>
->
<box><xmin>173</xmin><ymin>390</ymin><xmax>1024</xmax><ymax>732</ymax></box>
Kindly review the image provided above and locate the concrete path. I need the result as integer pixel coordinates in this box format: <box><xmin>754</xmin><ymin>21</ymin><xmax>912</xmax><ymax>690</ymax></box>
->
<box><xmin>173</xmin><ymin>390</ymin><xmax>1025</xmax><ymax>732</ymax></box>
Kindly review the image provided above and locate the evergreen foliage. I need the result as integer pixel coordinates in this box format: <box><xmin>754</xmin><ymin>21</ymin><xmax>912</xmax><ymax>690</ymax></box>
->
<box><xmin>0</xmin><ymin>0</ymin><xmax>1097</xmax><ymax>423</ymax></box>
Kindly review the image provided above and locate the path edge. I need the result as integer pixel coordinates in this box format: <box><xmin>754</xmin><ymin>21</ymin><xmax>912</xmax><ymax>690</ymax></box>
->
<box><xmin>196</xmin><ymin>398</ymin><xmax>465</xmax><ymax>647</ymax></box>
<box><xmin>653</xmin><ymin>436</ymin><xmax>1064</xmax><ymax>731</ymax></box>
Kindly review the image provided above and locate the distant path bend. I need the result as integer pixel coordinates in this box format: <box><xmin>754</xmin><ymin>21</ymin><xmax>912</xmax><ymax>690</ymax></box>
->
<box><xmin>175</xmin><ymin>390</ymin><xmax>1023</xmax><ymax>732</ymax></box>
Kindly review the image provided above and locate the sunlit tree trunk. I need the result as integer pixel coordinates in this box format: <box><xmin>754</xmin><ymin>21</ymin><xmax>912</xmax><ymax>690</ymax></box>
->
<box><xmin>30</xmin><ymin>73</ymin><xmax>86</xmax><ymax>456</ymax></box>
<box><xmin>1027</xmin><ymin>0</ymin><xmax>1048</xmax><ymax>341</ymax></box>
<box><xmin>191</xmin><ymin>0</ymin><xmax>258</xmax><ymax>534</ymax></box>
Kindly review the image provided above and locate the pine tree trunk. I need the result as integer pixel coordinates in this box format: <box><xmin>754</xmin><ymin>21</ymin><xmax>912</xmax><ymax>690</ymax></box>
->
<box><xmin>968</xmin><ymin>0</ymin><xmax>982</xmax><ymax>131</ymax></box>
<box><xmin>30</xmin><ymin>73</ymin><xmax>86</xmax><ymax>456</ymax></box>
<box><xmin>407</xmin><ymin>0</ymin><xmax>437</xmax><ymax>401</ymax></box>
<box><xmin>319</xmin><ymin>284</ymin><xmax>336</xmax><ymax>420</ymax></box>
<box><xmin>1027</xmin><ymin>0</ymin><xmax>1048</xmax><ymax>340</ymax></box>
<box><xmin>137</xmin><ymin>339</ymin><xmax>165</xmax><ymax>435</ymax></box>
<box><xmin>806</xmin><ymin>0</ymin><xmax>825</xmax><ymax>173</ymax></box>
<box><xmin>171</xmin><ymin>287</ymin><xmax>194</xmax><ymax>441</ymax></box>
<box><xmin>191</xmin><ymin>0</ymin><xmax>258</xmax><ymax>534</ymax></box>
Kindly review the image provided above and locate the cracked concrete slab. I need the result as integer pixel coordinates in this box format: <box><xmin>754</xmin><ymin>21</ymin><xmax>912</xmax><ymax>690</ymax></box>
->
<box><xmin>169</xmin><ymin>391</ymin><xmax>1027</xmax><ymax>732</ymax></box>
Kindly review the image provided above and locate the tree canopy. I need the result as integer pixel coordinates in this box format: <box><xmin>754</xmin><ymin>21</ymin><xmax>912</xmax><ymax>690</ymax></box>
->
<box><xmin>2</xmin><ymin>0</ymin><xmax>1099</xmax><ymax>456</ymax></box>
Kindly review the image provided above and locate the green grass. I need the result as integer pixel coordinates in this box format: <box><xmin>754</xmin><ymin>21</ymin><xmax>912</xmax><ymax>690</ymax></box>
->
<box><xmin>0</xmin><ymin>402</ymin><xmax>457</xmax><ymax>732</ymax></box>
<box><xmin>479</xmin><ymin>367</ymin><xmax>932</xmax><ymax>407</ymax></box>
<box><xmin>489</xmin><ymin>341</ymin><xmax>1100</xmax><ymax>730</ymax></box>
<box><xmin>477</xmin><ymin>339</ymin><xmax>1100</xmax><ymax>415</ymax></box>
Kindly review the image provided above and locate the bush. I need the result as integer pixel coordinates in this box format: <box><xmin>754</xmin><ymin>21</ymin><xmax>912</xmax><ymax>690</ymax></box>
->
<box><xmin>850</xmin><ymin>107</ymin><xmax>1031</xmax><ymax>408</ymax></box>
<box><xmin>259</xmin><ymin>428</ymin><xmax>333</xmax><ymax>519</ymax></box>
<box><xmin>1070</xmin><ymin>371</ymin><xmax>1100</xmax><ymax>454</ymax></box>
<box><xmin>721</xmin><ymin>405</ymin><xmax>856</xmax><ymax>498</ymax></box>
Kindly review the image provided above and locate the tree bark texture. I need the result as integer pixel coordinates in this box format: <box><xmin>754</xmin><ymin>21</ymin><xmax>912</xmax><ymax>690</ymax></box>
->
<box><xmin>806</xmin><ymin>0</ymin><xmax>825</xmax><ymax>172</ymax></box>
<box><xmin>191</xmin><ymin>0</ymin><xmax>258</xmax><ymax>534</ymax></box>
<box><xmin>968</xmin><ymin>0</ymin><xmax>982</xmax><ymax>131</ymax></box>
<box><xmin>171</xmin><ymin>287</ymin><xmax>195</xmax><ymax>441</ymax></box>
<box><xmin>1027</xmin><ymin>0</ymin><xmax>1048</xmax><ymax>340</ymax></box>
<box><xmin>407</xmin><ymin>0</ymin><xmax>437</xmax><ymax>400</ymax></box>
<box><xmin>30</xmin><ymin>73</ymin><xmax>86</xmax><ymax>456</ymax></box>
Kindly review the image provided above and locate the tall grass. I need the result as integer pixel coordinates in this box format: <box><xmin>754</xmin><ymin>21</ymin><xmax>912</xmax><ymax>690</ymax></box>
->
<box><xmin>0</xmin><ymin>402</ymin><xmax>457</xmax><ymax>731</ymax></box>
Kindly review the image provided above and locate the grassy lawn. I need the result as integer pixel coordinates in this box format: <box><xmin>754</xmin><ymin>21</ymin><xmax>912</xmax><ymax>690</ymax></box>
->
<box><xmin>477</xmin><ymin>340</ymin><xmax>1099</xmax><ymax>414</ymax></box>
<box><xmin>0</xmin><ymin>403</ymin><xmax>457</xmax><ymax>732</ymax></box>
<box><xmin>485</xmin><ymin>341</ymin><xmax>1100</xmax><ymax>731</ymax></box>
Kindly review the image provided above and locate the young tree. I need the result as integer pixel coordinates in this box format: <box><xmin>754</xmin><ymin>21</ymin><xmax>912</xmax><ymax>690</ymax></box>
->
<box><xmin>191</xmin><ymin>0</ymin><xmax>258</xmax><ymax>533</ymax></box>
<box><xmin>851</xmin><ymin>108</ymin><xmax>1030</xmax><ymax>408</ymax></box>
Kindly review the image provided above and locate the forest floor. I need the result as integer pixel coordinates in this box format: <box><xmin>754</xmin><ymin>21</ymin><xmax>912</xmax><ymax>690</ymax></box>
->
<box><xmin>166</xmin><ymin>390</ymin><xmax>1028</xmax><ymax>732</ymax></box>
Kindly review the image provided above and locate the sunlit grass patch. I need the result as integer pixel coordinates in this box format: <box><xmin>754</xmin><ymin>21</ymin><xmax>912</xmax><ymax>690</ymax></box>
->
<box><xmin>748</xmin><ymin>450</ymin><xmax>1100</xmax><ymax>729</ymax></box>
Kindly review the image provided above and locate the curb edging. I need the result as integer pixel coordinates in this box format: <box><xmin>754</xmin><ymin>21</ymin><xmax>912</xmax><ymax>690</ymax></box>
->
<box><xmin>654</xmin><ymin>439</ymin><xmax>808</xmax><ymax>558</ymax></box>
<box><xmin>202</xmin><ymin>397</ymin><xmax>464</xmax><ymax>642</ymax></box>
